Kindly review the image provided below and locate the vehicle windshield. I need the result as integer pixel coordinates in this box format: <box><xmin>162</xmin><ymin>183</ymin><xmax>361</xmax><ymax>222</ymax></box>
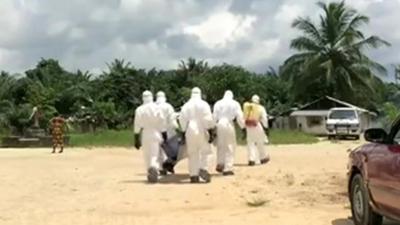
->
<box><xmin>329</xmin><ymin>110</ymin><xmax>356</xmax><ymax>119</ymax></box>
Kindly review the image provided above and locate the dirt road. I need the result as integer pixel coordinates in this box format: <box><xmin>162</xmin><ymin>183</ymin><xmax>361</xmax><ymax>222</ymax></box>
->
<box><xmin>0</xmin><ymin>142</ymin><xmax>398</xmax><ymax>225</ymax></box>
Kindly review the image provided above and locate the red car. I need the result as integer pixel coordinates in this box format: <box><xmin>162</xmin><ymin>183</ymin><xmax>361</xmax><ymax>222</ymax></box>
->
<box><xmin>348</xmin><ymin>118</ymin><xmax>400</xmax><ymax>225</ymax></box>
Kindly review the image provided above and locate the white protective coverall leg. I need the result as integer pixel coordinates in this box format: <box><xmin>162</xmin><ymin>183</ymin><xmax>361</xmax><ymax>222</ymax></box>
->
<box><xmin>246</xmin><ymin>95</ymin><xmax>270</xmax><ymax>165</ymax></box>
<box><xmin>213</xmin><ymin>90</ymin><xmax>244</xmax><ymax>175</ymax></box>
<box><xmin>134</xmin><ymin>91</ymin><xmax>166</xmax><ymax>183</ymax></box>
<box><xmin>156</xmin><ymin>91</ymin><xmax>178</xmax><ymax>173</ymax></box>
<box><xmin>179</xmin><ymin>87</ymin><xmax>214</xmax><ymax>183</ymax></box>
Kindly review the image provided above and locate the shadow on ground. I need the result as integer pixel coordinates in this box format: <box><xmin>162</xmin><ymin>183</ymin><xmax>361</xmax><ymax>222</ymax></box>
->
<box><xmin>234</xmin><ymin>163</ymin><xmax>249</xmax><ymax>167</ymax></box>
<box><xmin>158</xmin><ymin>174</ymin><xmax>190</xmax><ymax>184</ymax></box>
<box><xmin>120</xmin><ymin>174</ymin><xmax>214</xmax><ymax>185</ymax></box>
<box><xmin>332</xmin><ymin>218</ymin><xmax>400</xmax><ymax>225</ymax></box>
<box><xmin>234</xmin><ymin>163</ymin><xmax>264</xmax><ymax>168</ymax></box>
<box><xmin>331</xmin><ymin>218</ymin><xmax>353</xmax><ymax>225</ymax></box>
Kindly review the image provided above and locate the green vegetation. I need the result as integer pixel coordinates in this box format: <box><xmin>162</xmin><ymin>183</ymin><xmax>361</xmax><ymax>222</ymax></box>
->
<box><xmin>382</xmin><ymin>102</ymin><xmax>400</xmax><ymax>128</ymax></box>
<box><xmin>69</xmin><ymin>130</ymin><xmax>133</xmax><ymax>147</ymax></box>
<box><xmin>268</xmin><ymin>130</ymin><xmax>319</xmax><ymax>145</ymax></box>
<box><xmin>0</xmin><ymin>1</ymin><xmax>399</xmax><ymax>140</ymax></box>
<box><xmin>67</xmin><ymin>129</ymin><xmax>318</xmax><ymax>147</ymax></box>
<box><xmin>236</xmin><ymin>128</ymin><xmax>318</xmax><ymax>145</ymax></box>
<box><xmin>282</xmin><ymin>1</ymin><xmax>389</xmax><ymax>108</ymax></box>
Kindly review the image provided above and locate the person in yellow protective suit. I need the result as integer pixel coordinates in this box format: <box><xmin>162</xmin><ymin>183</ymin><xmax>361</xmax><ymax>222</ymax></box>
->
<box><xmin>243</xmin><ymin>95</ymin><xmax>270</xmax><ymax>166</ymax></box>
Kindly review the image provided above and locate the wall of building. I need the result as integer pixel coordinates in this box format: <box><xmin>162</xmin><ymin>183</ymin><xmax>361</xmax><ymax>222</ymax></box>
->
<box><xmin>358</xmin><ymin>112</ymin><xmax>374</xmax><ymax>132</ymax></box>
<box><xmin>272</xmin><ymin>111</ymin><xmax>376</xmax><ymax>135</ymax></box>
<box><xmin>273</xmin><ymin>116</ymin><xmax>297</xmax><ymax>130</ymax></box>
<box><xmin>296</xmin><ymin>116</ymin><xmax>327</xmax><ymax>135</ymax></box>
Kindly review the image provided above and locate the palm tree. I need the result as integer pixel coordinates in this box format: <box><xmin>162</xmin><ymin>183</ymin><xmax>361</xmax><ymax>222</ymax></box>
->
<box><xmin>75</xmin><ymin>70</ymin><xmax>92</xmax><ymax>82</ymax></box>
<box><xmin>0</xmin><ymin>71</ymin><xmax>15</xmax><ymax>101</ymax></box>
<box><xmin>394</xmin><ymin>65</ymin><xmax>400</xmax><ymax>84</ymax></box>
<box><xmin>282</xmin><ymin>1</ymin><xmax>390</xmax><ymax>103</ymax></box>
<box><xmin>176</xmin><ymin>57</ymin><xmax>209</xmax><ymax>88</ymax></box>
<box><xmin>0</xmin><ymin>75</ymin><xmax>13</xmax><ymax>131</ymax></box>
<box><xmin>265</xmin><ymin>66</ymin><xmax>279</xmax><ymax>77</ymax></box>
<box><xmin>178</xmin><ymin>57</ymin><xmax>209</xmax><ymax>76</ymax></box>
<box><xmin>105</xmin><ymin>59</ymin><xmax>132</xmax><ymax>74</ymax></box>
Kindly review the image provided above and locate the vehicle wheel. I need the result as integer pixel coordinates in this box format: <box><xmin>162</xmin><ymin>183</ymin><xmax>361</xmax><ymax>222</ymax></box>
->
<box><xmin>350</xmin><ymin>174</ymin><xmax>383</xmax><ymax>225</ymax></box>
<box><xmin>355</xmin><ymin>135</ymin><xmax>360</xmax><ymax>140</ymax></box>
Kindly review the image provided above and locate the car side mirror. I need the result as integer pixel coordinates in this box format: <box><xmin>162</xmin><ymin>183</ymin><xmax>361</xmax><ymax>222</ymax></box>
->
<box><xmin>364</xmin><ymin>128</ymin><xmax>388</xmax><ymax>143</ymax></box>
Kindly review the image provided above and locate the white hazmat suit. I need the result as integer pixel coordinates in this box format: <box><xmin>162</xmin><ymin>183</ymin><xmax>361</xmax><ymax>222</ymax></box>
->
<box><xmin>179</xmin><ymin>87</ymin><xmax>214</xmax><ymax>183</ymax></box>
<box><xmin>246</xmin><ymin>95</ymin><xmax>270</xmax><ymax>165</ymax></box>
<box><xmin>156</xmin><ymin>91</ymin><xmax>178</xmax><ymax>137</ymax></box>
<box><xmin>134</xmin><ymin>91</ymin><xmax>166</xmax><ymax>183</ymax></box>
<box><xmin>156</xmin><ymin>91</ymin><xmax>178</xmax><ymax>173</ymax></box>
<box><xmin>213</xmin><ymin>90</ymin><xmax>244</xmax><ymax>175</ymax></box>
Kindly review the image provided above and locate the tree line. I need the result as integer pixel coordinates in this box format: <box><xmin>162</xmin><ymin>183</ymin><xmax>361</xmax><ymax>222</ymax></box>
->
<box><xmin>1</xmin><ymin>1</ymin><xmax>400</xmax><ymax>134</ymax></box>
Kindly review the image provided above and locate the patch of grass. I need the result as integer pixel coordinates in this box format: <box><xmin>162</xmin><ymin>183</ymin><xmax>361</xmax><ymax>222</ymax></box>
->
<box><xmin>237</xmin><ymin>129</ymin><xmax>318</xmax><ymax>145</ymax></box>
<box><xmin>269</xmin><ymin>130</ymin><xmax>319</xmax><ymax>145</ymax></box>
<box><xmin>0</xmin><ymin>131</ymin><xmax>8</xmax><ymax>145</ymax></box>
<box><xmin>0</xmin><ymin>129</ymin><xmax>9</xmax><ymax>137</ymax></box>
<box><xmin>246</xmin><ymin>197</ymin><xmax>270</xmax><ymax>207</ymax></box>
<box><xmin>69</xmin><ymin>130</ymin><xmax>133</xmax><ymax>147</ymax></box>
<box><xmin>68</xmin><ymin>128</ymin><xmax>319</xmax><ymax>147</ymax></box>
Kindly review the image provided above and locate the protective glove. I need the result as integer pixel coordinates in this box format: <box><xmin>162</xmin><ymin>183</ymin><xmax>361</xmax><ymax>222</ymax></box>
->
<box><xmin>180</xmin><ymin>132</ymin><xmax>186</xmax><ymax>145</ymax></box>
<box><xmin>134</xmin><ymin>133</ymin><xmax>141</xmax><ymax>150</ymax></box>
<box><xmin>264</xmin><ymin>128</ymin><xmax>270</xmax><ymax>136</ymax></box>
<box><xmin>242</xmin><ymin>128</ymin><xmax>247</xmax><ymax>140</ymax></box>
<box><xmin>208</xmin><ymin>129</ymin><xmax>216</xmax><ymax>144</ymax></box>
<box><xmin>175</xmin><ymin>128</ymin><xmax>185</xmax><ymax>144</ymax></box>
<box><xmin>161</xmin><ymin>132</ymin><xmax>168</xmax><ymax>143</ymax></box>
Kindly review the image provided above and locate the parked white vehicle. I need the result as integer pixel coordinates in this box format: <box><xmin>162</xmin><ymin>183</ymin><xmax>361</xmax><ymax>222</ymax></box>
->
<box><xmin>326</xmin><ymin>108</ymin><xmax>361</xmax><ymax>139</ymax></box>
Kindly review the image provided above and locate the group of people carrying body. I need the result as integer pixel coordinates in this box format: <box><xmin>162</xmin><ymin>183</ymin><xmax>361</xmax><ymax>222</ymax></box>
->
<box><xmin>134</xmin><ymin>87</ymin><xmax>270</xmax><ymax>184</ymax></box>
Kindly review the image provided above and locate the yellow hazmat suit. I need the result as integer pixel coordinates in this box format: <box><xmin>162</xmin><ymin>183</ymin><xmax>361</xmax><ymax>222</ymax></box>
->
<box><xmin>243</xmin><ymin>96</ymin><xmax>270</xmax><ymax>165</ymax></box>
<box><xmin>243</xmin><ymin>102</ymin><xmax>262</xmax><ymax>127</ymax></box>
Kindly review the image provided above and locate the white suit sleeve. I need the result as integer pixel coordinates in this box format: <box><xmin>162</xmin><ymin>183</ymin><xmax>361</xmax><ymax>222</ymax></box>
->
<box><xmin>168</xmin><ymin>104</ymin><xmax>178</xmax><ymax>129</ymax></box>
<box><xmin>134</xmin><ymin>108</ymin><xmax>142</xmax><ymax>134</ymax></box>
<box><xmin>260</xmin><ymin>106</ymin><xmax>269</xmax><ymax>128</ymax></box>
<box><xmin>203</xmin><ymin>102</ymin><xmax>215</xmax><ymax>129</ymax></box>
<box><xmin>212</xmin><ymin>102</ymin><xmax>219</xmax><ymax>123</ymax></box>
<box><xmin>235</xmin><ymin>102</ymin><xmax>245</xmax><ymax>129</ymax></box>
<box><xmin>157</xmin><ymin>107</ymin><xmax>167</xmax><ymax>132</ymax></box>
<box><xmin>179</xmin><ymin>104</ymin><xmax>188</xmax><ymax>132</ymax></box>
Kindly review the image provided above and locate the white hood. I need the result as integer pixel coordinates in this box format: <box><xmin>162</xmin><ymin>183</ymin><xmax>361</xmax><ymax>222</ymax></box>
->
<box><xmin>327</xmin><ymin>118</ymin><xmax>359</xmax><ymax>125</ymax></box>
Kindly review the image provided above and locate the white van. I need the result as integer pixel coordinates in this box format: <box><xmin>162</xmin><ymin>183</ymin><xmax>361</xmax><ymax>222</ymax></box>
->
<box><xmin>326</xmin><ymin>108</ymin><xmax>361</xmax><ymax>139</ymax></box>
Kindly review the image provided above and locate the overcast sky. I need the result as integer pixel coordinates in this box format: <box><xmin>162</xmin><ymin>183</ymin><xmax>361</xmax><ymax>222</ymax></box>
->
<box><xmin>0</xmin><ymin>0</ymin><xmax>399</xmax><ymax>77</ymax></box>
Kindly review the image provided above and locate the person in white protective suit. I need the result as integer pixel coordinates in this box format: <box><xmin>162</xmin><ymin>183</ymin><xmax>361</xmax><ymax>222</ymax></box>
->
<box><xmin>213</xmin><ymin>90</ymin><xmax>244</xmax><ymax>176</ymax></box>
<box><xmin>155</xmin><ymin>91</ymin><xmax>179</xmax><ymax>175</ymax></box>
<box><xmin>179</xmin><ymin>87</ymin><xmax>215</xmax><ymax>183</ymax></box>
<box><xmin>134</xmin><ymin>91</ymin><xmax>167</xmax><ymax>183</ymax></box>
<box><xmin>244</xmin><ymin>95</ymin><xmax>270</xmax><ymax>166</ymax></box>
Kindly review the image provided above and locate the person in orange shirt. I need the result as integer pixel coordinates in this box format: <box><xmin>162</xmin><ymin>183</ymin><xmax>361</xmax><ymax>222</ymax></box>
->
<box><xmin>50</xmin><ymin>113</ymin><xmax>66</xmax><ymax>154</ymax></box>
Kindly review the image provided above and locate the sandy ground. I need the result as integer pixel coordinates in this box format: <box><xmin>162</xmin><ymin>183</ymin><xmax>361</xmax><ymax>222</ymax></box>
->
<box><xmin>0</xmin><ymin>141</ymin><xmax>399</xmax><ymax>225</ymax></box>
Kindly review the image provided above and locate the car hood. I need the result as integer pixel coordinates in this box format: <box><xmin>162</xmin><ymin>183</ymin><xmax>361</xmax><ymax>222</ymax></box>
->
<box><xmin>351</xmin><ymin>143</ymin><xmax>376</xmax><ymax>154</ymax></box>
<box><xmin>326</xmin><ymin>119</ymin><xmax>359</xmax><ymax>125</ymax></box>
